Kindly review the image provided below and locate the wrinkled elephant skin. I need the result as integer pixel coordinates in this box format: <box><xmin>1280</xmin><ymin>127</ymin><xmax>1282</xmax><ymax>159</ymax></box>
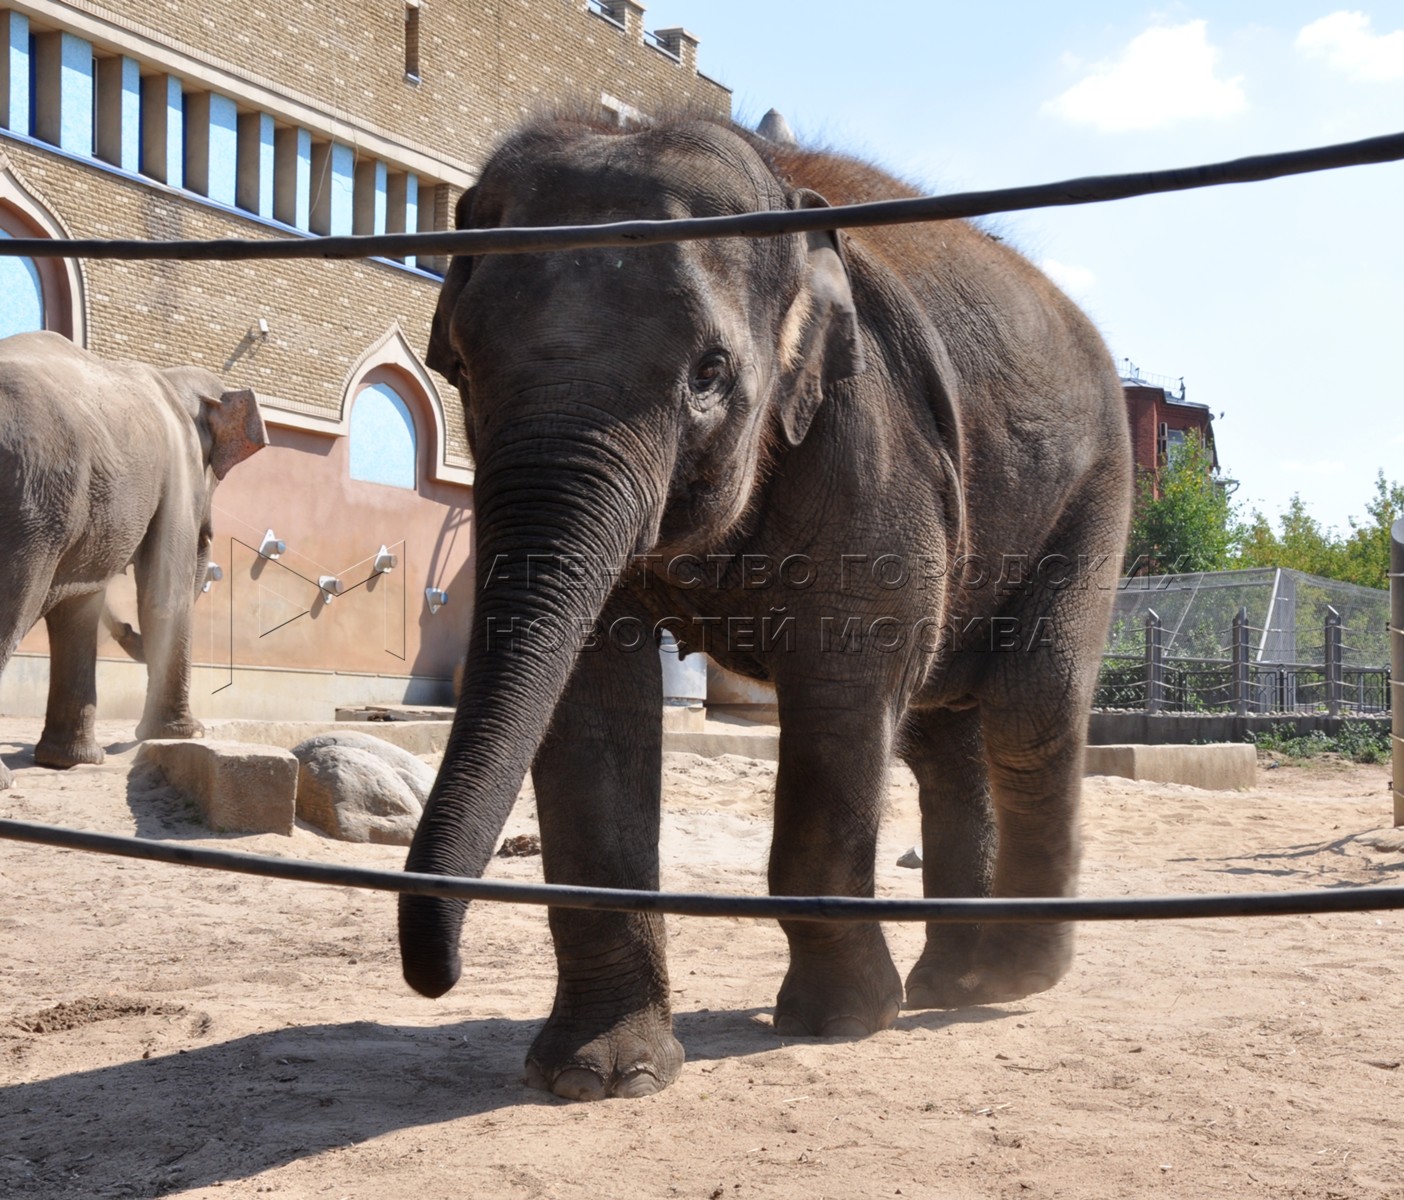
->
<box><xmin>0</xmin><ymin>332</ymin><xmax>267</xmax><ymax>787</ymax></box>
<box><xmin>403</xmin><ymin>118</ymin><xmax>1133</xmax><ymax>1099</ymax></box>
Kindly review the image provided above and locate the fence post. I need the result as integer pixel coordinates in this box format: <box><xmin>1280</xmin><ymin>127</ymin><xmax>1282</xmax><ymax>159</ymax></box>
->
<box><xmin>1391</xmin><ymin>519</ymin><xmax>1403</xmax><ymax>826</ymax></box>
<box><xmin>1232</xmin><ymin>605</ymin><xmax>1250</xmax><ymax>717</ymax></box>
<box><xmin>1324</xmin><ymin>606</ymin><xmax>1342</xmax><ymax>719</ymax></box>
<box><xmin>1145</xmin><ymin>609</ymin><xmax>1163</xmax><ymax>715</ymax></box>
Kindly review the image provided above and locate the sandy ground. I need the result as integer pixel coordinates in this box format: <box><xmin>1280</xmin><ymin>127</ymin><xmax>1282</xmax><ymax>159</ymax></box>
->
<box><xmin>1</xmin><ymin>716</ymin><xmax>1402</xmax><ymax>1200</ymax></box>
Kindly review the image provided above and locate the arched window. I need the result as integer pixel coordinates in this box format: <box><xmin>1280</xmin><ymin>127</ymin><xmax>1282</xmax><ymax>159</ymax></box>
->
<box><xmin>349</xmin><ymin>380</ymin><xmax>418</xmax><ymax>489</ymax></box>
<box><xmin>0</xmin><ymin>228</ymin><xmax>46</xmax><ymax>338</ymax></box>
<box><xmin>0</xmin><ymin>158</ymin><xmax>86</xmax><ymax>343</ymax></box>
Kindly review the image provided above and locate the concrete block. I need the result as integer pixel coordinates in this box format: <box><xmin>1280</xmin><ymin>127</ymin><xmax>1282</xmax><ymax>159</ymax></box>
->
<box><xmin>137</xmin><ymin>739</ymin><xmax>298</xmax><ymax>835</ymax></box>
<box><xmin>1084</xmin><ymin>743</ymin><xmax>1256</xmax><ymax>791</ymax></box>
<box><xmin>661</xmin><ymin>704</ymin><xmax>705</xmax><ymax>733</ymax></box>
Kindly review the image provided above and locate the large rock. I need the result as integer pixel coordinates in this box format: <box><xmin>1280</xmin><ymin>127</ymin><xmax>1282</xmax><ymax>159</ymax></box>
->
<box><xmin>137</xmin><ymin>740</ymin><xmax>298</xmax><ymax>835</ymax></box>
<box><xmin>290</xmin><ymin>731</ymin><xmax>436</xmax><ymax>845</ymax></box>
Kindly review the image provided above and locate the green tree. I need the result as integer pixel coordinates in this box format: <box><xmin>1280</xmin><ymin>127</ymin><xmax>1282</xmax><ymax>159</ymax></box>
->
<box><xmin>1341</xmin><ymin>471</ymin><xmax>1404</xmax><ymax>589</ymax></box>
<box><xmin>1126</xmin><ymin>431</ymin><xmax>1236</xmax><ymax>574</ymax></box>
<box><xmin>1231</xmin><ymin>473</ymin><xmax>1403</xmax><ymax>589</ymax></box>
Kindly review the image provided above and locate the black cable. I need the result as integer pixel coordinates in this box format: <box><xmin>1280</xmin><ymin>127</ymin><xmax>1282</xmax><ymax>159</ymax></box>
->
<box><xmin>3</xmin><ymin>817</ymin><xmax>1402</xmax><ymax>923</ymax></box>
<box><xmin>2</xmin><ymin>130</ymin><xmax>1402</xmax><ymax>262</ymax></box>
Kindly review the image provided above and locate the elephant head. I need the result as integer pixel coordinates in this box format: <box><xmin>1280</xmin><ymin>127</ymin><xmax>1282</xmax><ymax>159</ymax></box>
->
<box><xmin>404</xmin><ymin>118</ymin><xmax>866</xmax><ymax>996</ymax></box>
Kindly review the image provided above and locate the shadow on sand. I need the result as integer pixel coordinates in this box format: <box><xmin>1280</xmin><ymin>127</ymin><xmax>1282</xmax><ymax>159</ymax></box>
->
<box><xmin>0</xmin><ymin>1001</ymin><xmax>1021</xmax><ymax>1195</ymax></box>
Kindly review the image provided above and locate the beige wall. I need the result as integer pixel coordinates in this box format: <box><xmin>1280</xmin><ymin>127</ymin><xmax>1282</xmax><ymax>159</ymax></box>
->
<box><xmin>2</xmin><ymin>0</ymin><xmax>730</xmax><ymax>718</ymax></box>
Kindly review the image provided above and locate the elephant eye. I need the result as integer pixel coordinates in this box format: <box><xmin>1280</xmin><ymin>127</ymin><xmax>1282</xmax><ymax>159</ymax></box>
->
<box><xmin>689</xmin><ymin>350</ymin><xmax>732</xmax><ymax>402</ymax></box>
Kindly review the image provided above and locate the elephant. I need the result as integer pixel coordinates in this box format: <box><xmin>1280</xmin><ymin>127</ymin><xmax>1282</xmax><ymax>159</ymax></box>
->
<box><xmin>404</xmin><ymin>115</ymin><xmax>1133</xmax><ymax>1100</ymax></box>
<box><xmin>0</xmin><ymin>331</ymin><xmax>267</xmax><ymax>788</ymax></box>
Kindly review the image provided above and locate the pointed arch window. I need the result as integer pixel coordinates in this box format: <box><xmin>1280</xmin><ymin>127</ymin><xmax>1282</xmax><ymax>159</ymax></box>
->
<box><xmin>0</xmin><ymin>227</ymin><xmax>45</xmax><ymax>337</ymax></box>
<box><xmin>349</xmin><ymin>380</ymin><xmax>418</xmax><ymax>489</ymax></box>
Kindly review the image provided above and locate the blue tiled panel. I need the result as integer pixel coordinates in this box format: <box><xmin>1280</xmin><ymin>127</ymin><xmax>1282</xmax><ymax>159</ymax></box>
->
<box><xmin>57</xmin><ymin>32</ymin><xmax>92</xmax><ymax>155</ymax></box>
<box><xmin>3</xmin><ymin>12</ymin><xmax>29</xmax><ymax>133</ymax></box>
<box><xmin>207</xmin><ymin>92</ymin><xmax>237</xmax><ymax>206</ymax></box>
<box><xmin>404</xmin><ymin>172</ymin><xmax>419</xmax><ymax>270</ymax></box>
<box><xmin>328</xmin><ymin>142</ymin><xmax>354</xmax><ymax>236</ymax></box>
<box><xmin>117</xmin><ymin>56</ymin><xmax>139</xmax><ymax>171</ymax></box>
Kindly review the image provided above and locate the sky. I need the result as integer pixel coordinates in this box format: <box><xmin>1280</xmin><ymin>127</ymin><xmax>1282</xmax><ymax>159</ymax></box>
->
<box><xmin>635</xmin><ymin>1</ymin><xmax>1404</xmax><ymax>536</ymax></box>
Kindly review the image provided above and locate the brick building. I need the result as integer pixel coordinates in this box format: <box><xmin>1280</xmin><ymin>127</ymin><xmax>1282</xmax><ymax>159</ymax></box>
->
<box><xmin>1121</xmin><ymin>366</ymin><xmax>1219</xmax><ymax>497</ymax></box>
<box><xmin>0</xmin><ymin>0</ymin><xmax>730</xmax><ymax>720</ymax></box>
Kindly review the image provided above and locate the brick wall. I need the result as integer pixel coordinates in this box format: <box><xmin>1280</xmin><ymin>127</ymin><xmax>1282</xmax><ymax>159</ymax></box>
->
<box><xmin>31</xmin><ymin>0</ymin><xmax>730</xmax><ymax>171</ymax></box>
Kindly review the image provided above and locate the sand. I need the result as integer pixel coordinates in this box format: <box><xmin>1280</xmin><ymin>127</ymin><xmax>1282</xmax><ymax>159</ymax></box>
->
<box><xmin>1</xmin><ymin>716</ymin><xmax>1402</xmax><ymax>1199</ymax></box>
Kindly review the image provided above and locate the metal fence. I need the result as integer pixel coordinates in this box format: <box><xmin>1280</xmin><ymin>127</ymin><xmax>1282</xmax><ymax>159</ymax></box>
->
<box><xmin>1096</xmin><ymin>600</ymin><xmax>1391</xmax><ymax>715</ymax></box>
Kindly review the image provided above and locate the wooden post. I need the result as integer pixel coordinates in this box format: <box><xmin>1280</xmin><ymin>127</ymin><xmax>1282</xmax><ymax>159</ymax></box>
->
<box><xmin>1232</xmin><ymin>606</ymin><xmax>1250</xmax><ymax>716</ymax></box>
<box><xmin>1324</xmin><ymin>607</ymin><xmax>1343</xmax><ymax>719</ymax></box>
<box><xmin>1391</xmin><ymin>518</ymin><xmax>1403</xmax><ymax>826</ymax></box>
<box><xmin>1145</xmin><ymin>610</ymin><xmax>1163</xmax><ymax>715</ymax></box>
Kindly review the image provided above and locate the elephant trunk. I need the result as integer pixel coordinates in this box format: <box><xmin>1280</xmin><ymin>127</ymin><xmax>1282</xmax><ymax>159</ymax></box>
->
<box><xmin>399</xmin><ymin>424</ymin><xmax>663</xmax><ymax>998</ymax></box>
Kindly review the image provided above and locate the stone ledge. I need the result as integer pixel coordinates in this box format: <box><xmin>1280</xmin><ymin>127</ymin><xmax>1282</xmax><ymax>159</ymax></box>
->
<box><xmin>1084</xmin><ymin>743</ymin><xmax>1257</xmax><ymax>791</ymax></box>
<box><xmin>205</xmin><ymin>720</ymin><xmax>450</xmax><ymax>757</ymax></box>
<box><xmin>137</xmin><ymin>739</ymin><xmax>298</xmax><ymax>834</ymax></box>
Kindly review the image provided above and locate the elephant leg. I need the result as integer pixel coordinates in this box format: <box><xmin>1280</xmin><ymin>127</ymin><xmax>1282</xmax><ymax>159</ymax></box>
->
<box><xmin>133</xmin><ymin>533</ymin><xmax>202</xmax><ymax>742</ymax></box>
<box><xmin>769</xmin><ymin>698</ymin><xmax>903</xmax><ymax>1038</ymax></box>
<box><xmin>900</xmin><ymin>706</ymin><xmax>998</xmax><ymax>1009</ymax></box>
<box><xmin>928</xmin><ymin>706</ymin><xmax>1085</xmax><ymax>1007</ymax></box>
<box><xmin>35</xmin><ymin>590</ymin><xmax>107</xmax><ymax>769</ymax></box>
<box><xmin>0</xmin><ymin>573</ymin><xmax>54</xmax><ymax>788</ymax></box>
<box><xmin>524</xmin><ymin>597</ymin><xmax>682</xmax><ymax>1101</ymax></box>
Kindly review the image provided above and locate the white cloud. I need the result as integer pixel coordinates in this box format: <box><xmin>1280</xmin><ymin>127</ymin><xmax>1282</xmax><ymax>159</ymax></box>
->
<box><xmin>1044</xmin><ymin>21</ymin><xmax>1247</xmax><ymax>132</ymax></box>
<box><xmin>1297</xmin><ymin>11</ymin><xmax>1404</xmax><ymax>81</ymax></box>
<box><xmin>1040</xmin><ymin>258</ymin><xmax>1096</xmax><ymax>297</ymax></box>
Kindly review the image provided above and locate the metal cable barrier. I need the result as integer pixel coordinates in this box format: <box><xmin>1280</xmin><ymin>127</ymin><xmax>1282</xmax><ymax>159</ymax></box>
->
<box><xmin>2</xmin><ymin>129</ymin><xmax>1402</xmax><ymax>924</ymax></box>
<box><xmin>0</xmin><ymin>130</ymin><xmax>1401</xmax><ymax>262</ymax></box>
<box><xmin>3</xmin><ymin>817</ymin><xmax>1402</xmax><ymax>922</ymax></box>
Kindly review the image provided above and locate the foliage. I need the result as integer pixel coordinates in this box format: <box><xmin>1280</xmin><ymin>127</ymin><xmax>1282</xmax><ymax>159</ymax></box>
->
<box><xmin>1249</xmin><ymin>720</ymin><xmax>1392</xmax><ymax>764</ymax></box>
<box><xmin>1231</xmin><ymin>472</ymin><xmax>1404</xmax><ymax>590</ymax></box>
<box><xmin>1125</xmin><ymin>428</ymin><xmax>1403</xmax><ymax>592</ymax></box>
<box><xmin>1126</xmin><ymin>432</ymin><xmax>1236</xmax><ymax>574</ymax></box>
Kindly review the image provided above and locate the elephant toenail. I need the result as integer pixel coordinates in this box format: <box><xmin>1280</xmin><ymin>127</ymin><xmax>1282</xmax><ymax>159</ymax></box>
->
<box><xmin>819</xmin><ymin>1016</ymin><xmax>871</xmax><ymax>1038</ymax></box>
<box><xmin>550</xmin><ymin>1067</ymin><xmax>608</xmax><ymax>1102</ymax></box>
<box><xmin>614</xmin><ymin>1067</ymin><xmax>663</xmax><ymax>1098</ymax></box>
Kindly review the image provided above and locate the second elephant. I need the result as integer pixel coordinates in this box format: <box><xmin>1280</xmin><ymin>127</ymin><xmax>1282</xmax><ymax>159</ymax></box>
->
<box><xmin>0</xmin><ymin>331</ymin><xmax>267</xmax><ymax>788</ymax></box>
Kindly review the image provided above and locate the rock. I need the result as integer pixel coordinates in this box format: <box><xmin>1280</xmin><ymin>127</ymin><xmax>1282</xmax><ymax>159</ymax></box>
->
<box><xmin>896</xmin><ymin>845</ymin><xmax>923</xmax><ymax>869</ymax></box>
<box><xmin>290</xmin><ymin>731</ymin><xmax>436</xmax><ymax>802</ymax></box>
<box><xmin>290</xmin><ymin>732</ymin><xmax>435</xmax><ymax>845</ymax></box>
<box><xmin>137</xmin><ymin>741</ymin><xmax>298</xmax><ymax>835</ymax></box>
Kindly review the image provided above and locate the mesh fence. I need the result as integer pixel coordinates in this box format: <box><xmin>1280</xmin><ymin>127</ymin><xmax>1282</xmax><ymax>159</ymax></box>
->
<box><xmin>1097</xmin><ymin>567</ymin><xmax>1390</xmax><ymax>714</ymax></box>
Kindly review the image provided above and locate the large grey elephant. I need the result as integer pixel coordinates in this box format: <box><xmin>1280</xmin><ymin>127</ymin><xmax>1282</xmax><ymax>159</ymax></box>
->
<box><xmin>0</xmin><ymin>331</ymin><xmax>267</xmax><ymax>787</ymax></box>
<box><xmin>406</xmin><ymin>116</ymin><xmax>1132</xmax><ymax>1100</ymax></box>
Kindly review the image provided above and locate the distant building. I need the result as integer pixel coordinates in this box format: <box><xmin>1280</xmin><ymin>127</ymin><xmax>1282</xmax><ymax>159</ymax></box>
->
<box><xmin>0</xmin><ymin>0</ymin><xmax>730</xmax><ymax>721</ymax></box>
<box><xmin>1120</xmin><ymin>362</ymin><xmax>1219</xmax><ymax>496</ymax></box>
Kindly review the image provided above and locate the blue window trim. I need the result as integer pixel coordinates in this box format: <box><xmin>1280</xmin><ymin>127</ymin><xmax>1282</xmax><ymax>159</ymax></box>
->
<box><xmin>0</xmin><ymin>126</ymin><xmax>446</xmax><ymax>283</ymax></box>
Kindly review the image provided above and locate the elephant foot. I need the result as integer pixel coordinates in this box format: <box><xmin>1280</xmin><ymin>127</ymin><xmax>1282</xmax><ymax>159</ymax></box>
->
<box><xmin>525</xmin><ymin>1004</ymin><xmax>684</xmax><ymax>1101</ymax></box>
<box><xmin>136</xmin><ymin>715</ymin><xmax>204</xmax><ymax>742</ymax></box>
<box><xmin>34</xmin><ymin>734</ymin><xmax>105</xmax><ymax>770</ymax></box>
<box><xmin>904</xmin><ymin>921</ymin><xmax>1074</xmax><ymax>1009</ymax></box>
<box><xmin>773</xmin><ymin>930</ymin><xmax>902</xmax><ymax>1038</ymax></box>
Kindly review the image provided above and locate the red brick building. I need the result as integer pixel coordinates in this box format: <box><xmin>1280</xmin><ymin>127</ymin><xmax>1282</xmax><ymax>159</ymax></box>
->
<box><xmin>1122</xmin><ymin>368</ymin><xmax>1218</xmax><ymax>497</ymax></box>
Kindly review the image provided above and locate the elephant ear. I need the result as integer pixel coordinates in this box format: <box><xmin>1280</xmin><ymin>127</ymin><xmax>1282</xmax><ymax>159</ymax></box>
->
<box><xmin>425</xmin><ymin>186</ymin><xmax>477</xmax><ymax>397</ymax></box>
<box><xmin>775</xmin><ymin>188</ymin><xmax>865</xmax><ymax>448</ymax></box>
<box><xmin>200</xmin><ymin>388</ymin><xmax>269</xmax><ymax>480</ymax></box>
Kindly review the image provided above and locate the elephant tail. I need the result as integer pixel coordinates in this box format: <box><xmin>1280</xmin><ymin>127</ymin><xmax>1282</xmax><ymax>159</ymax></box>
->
<box><xmin>102</xmin><ymin>606</ymin><xmax>146</xmax><ymax>663</ymax></box>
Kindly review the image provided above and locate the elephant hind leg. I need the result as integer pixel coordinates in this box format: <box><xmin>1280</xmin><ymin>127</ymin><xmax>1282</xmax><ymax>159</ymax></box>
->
<box><xmin>0</xmin><ymin>569</ymin><xmax>57</xmax><ymax>788</ymax></box>
<box><xmin>35</xmin><ymin>590</ymin><xmax>108</xmax><ymax>769</ymax></box>
<box><xmin>899</xmin><ymin>705</ymin><xmax>998</xmax><ymax>1009</ymax></box>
